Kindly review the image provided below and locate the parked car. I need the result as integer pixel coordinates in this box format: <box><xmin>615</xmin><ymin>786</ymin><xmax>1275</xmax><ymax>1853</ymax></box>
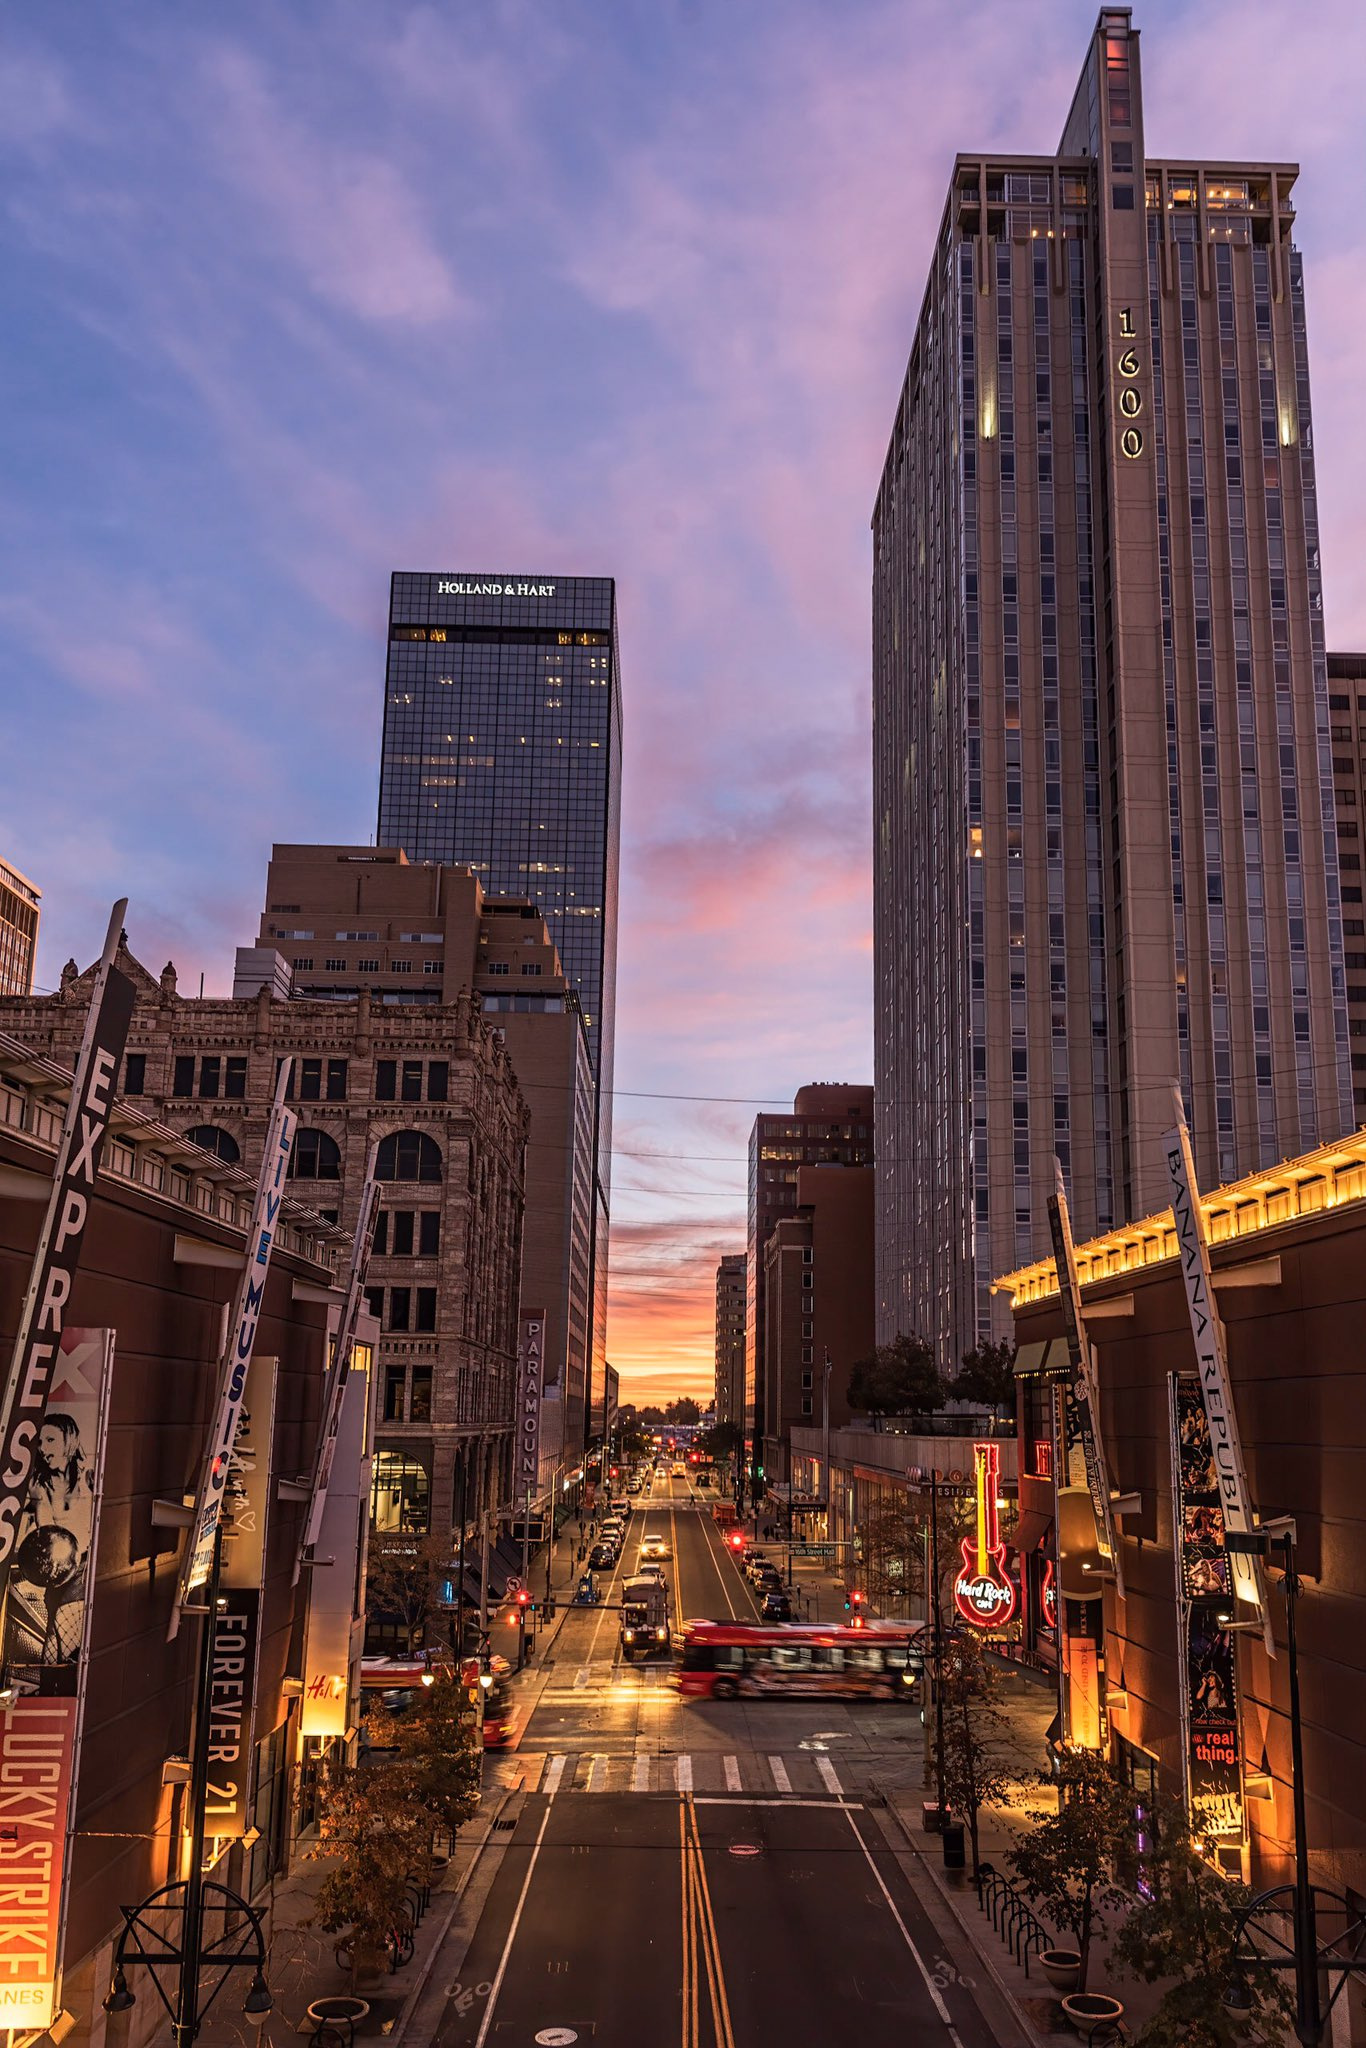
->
<box><xmin>760</xmin><ymin>1589</ymin><xmax>792</xmax><ymax>1622</ymax></box>
<box><xmin>589</xmin><ymin>1542</ymin><xmax>617</xmax><ymax>1570</ymax></box>
<box><xmin>743</xmin><ymin>1552</ymin><xmax>773</xmax><ymax>1583</ymax></box>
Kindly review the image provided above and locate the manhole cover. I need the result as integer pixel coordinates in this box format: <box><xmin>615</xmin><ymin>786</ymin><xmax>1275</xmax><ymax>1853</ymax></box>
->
<box><xmin>729</xmin><ymin>1843</ymin><xmax>760</xmax><ymax>1857</ymax></box>
<box><xmin>536</xmin><ymin>2031</ymin><xmax>578</xmax><ymax>2045</ymax></box>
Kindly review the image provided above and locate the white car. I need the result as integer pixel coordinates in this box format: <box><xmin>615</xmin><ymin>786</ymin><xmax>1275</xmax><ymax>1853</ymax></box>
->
<box><xmin>637</xmin><ymin>1562</ymin><xmax>667</xmax><ymax>1585</ymax></box>
<box><xmin>640</xmin><ymin>1535</ymin><xmax>671</xmax><ymax>1562</ymax></box>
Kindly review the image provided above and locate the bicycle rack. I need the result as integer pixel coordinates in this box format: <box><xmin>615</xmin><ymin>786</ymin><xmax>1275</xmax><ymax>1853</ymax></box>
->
<box><xmin>974</xmin><ymin>1862</ymin><xmax>1052</xmax><ymax>1979</ymax></box>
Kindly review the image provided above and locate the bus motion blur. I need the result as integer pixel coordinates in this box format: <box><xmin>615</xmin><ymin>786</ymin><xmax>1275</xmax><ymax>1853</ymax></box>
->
<box><xmin>675</xmin><ymin>1620</ymin><xmax>924</xmax><ymax>1701</ymax></box>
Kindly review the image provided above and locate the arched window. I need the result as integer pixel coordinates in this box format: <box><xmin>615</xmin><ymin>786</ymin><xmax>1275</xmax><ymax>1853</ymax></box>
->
<box><xmin>375</xmin><ymin>1131</ymin><xmax>443</xmax><ymax>1183</ymax></box>
<box><xmin>290</xmin><ymin>1128</ymin><xmax>342</xmax><ymax>1180</ymax></box>
<box><xmin>369</xmin><ymin>1450</ymin><xmax>431</xmax><ymax>1535</ymax></box>
<box><xmin>185</xmin><ymin>1124</ymin><xmax>241</xmax><ymax>1164</ymax></box>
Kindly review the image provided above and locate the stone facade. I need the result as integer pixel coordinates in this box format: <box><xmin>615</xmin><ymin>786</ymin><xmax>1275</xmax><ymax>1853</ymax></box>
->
<box><xmin>0</xmin><ymin>939</ymin><xmax>528</xmax><ymax>1541</ymax></box>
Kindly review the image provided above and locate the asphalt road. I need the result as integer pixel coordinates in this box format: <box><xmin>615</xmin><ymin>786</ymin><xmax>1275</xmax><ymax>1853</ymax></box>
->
<box><xmin>421</xmin><ymin>1474</ymin><xmax>1013</xmax><ymax>2048</ymax></box>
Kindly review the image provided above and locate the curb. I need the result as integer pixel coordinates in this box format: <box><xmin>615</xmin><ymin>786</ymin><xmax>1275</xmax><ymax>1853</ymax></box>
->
<box><xmin>876</xmin><ymin>1793</ymin><xmax>1059</xmax><ymax>2048</ymax></box>
<box><xmin>387</xmin><ymin>1783</ymin><xmax>517</xmax><ymax>2046</ymax></box>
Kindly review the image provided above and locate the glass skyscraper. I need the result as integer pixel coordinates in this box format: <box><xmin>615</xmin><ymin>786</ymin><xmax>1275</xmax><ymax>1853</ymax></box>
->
<box><xmin>872</xmin><ymin>9</ymin><xmax>1351</xmax><ymax>1368</ymax></box>
<box><xmin>378</xmin><ymin>571</ymin><xmax>622</xmax><ymax>1420</ymax></box>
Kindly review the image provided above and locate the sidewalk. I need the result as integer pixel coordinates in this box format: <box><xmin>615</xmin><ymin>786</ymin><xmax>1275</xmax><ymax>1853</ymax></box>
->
<box><xmin>195</xmin><ymin>1780</ymin><xmax>511</xmax><ymax>2044</ymax></box>
<box><xmin>876</xmin><ymin>1660</ymin><xmax>1167</xmax><ymax>2045</ymax></box>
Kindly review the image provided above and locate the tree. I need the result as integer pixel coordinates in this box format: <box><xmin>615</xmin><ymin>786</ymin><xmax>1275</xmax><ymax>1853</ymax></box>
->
<box><xmin>372</xmin><ymin>1670</ymin><xmax>483</xmax><ymax>1836</ymax></box>
<box><xmin>939</xmin><ymin>1633</ymin><xmax>1014</xmax><ymax>1880</ymax></box>
<box><xmin>365</xmin><ymin>1532</ymin><xmax>456</xmax><ymax>1656</ymax></box>
<box><xmin>847</xmin><ymin>1333</ymin><xmax>947</xmax><ymax>1419</ymax></box>
<box><xmin>665</xmin><ymin>1396</ymin><xmax>701</xmax><ymax>1425</ymax></box>
<box><xmin>695</xmin><ymin>1420</ymin><xmax>745</xmax><ymax>1464</ymax></box>
<box><xmin>617</xmin><ymin>1416</ymin><xmax>653</xmax><ymax>1460</ymax></box>
<box><xmin>951</xmin><ymin>1338</ymin><xmax>1018</xmax><ymax>1411</ymax></box>
<box><xmin>637</xmin><ymin>1405</ymin><xmax>665</xmax><ymax>1425</ymax></box>
<box><xmin>1008</xmin><ymin>1749</ymin><xmax>1133</xmax><ymax>1992</ymax></box>
<box><xmin>307</xmin><ymin>1766</ymin><xmax>432</xmax><ymax>1977</ymax></box>
<box><xmin>1112</xmin><ymin>1802</ymin><xmax>1291</xmax><ymax>2048</ymax></box>
<box><xmin>857</xmin><ymin>1489</ymin><xmax>975</xmax><ymax>1619</ymax></box>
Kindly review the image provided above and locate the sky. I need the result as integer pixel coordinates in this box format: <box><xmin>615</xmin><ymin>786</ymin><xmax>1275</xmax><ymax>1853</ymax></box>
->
<box><xmin>4</xmin><ymin>0</ymin><xmax>1366</xmax><ymax>1405</ymax></box>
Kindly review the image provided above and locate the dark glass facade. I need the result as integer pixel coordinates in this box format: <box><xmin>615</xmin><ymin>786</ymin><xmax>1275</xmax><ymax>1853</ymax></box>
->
<box><xmin>378</xmin><ymin>572</ymin><xmax>622</xmax><ymax>1440</ymax></box>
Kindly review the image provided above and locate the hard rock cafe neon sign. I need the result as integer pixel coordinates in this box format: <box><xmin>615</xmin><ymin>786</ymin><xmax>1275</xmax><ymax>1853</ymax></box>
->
<box><xmin>954</xmin><ymin>1441</ymin><xmax>1018</xmax><ymax>1631</ymax></box>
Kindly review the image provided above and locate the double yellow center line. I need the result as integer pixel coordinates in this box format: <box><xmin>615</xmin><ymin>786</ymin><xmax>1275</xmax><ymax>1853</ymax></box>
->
<box><xmin>679</xmin><ymin>1794</ymin><xmax>734</xmax><ymax>2048</ymax></box>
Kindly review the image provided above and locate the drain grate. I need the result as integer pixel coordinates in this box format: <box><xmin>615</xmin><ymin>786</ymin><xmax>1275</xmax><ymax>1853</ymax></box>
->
<box><xmin>493</xmin><ymin>1817</ymin><xmax>517</xmax><ymax>1832</ymax></box>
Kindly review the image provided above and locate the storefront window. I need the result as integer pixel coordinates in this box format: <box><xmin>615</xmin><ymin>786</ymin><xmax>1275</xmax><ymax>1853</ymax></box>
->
<box><xmin>370</xmin><ymin>1449</ymin><xmax>431</xmax><ymax>1533</ymax></box>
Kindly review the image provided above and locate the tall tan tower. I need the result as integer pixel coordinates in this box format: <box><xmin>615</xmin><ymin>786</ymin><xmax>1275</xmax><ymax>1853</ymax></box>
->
<box><xmin>872</xmin><ymin>9</ymin><xmax>1351</xmax><ymax>1365</ymax></box>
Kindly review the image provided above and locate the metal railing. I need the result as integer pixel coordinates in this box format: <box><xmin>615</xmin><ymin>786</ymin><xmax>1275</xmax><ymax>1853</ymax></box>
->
<box><xmin>975</xmin><ymin>1861</ymin><xmax>1053</xmax><ymax>1978</ymax></box>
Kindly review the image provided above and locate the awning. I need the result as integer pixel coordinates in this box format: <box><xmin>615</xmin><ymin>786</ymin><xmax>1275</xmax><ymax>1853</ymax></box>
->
<box><xmin>1010</xmin><ymin>1507</ymin><xmax>1053</xmax><ymax>1555</ymax></box>
<box><xmin>1014</xmin><ymin>1337</ymin><xmax>1072</xmax><ymax>1379</ymax></box>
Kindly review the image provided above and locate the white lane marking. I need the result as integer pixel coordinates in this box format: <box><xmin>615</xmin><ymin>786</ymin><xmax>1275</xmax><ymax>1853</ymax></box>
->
<box><xmin>768</xmin><ymin>1755</ymin><xmax>792</xmax><ymax>1793</ymax></box>
<box><xmin>542</xmin><ymin>1753</ymin><xmax>567</xmax><ymax>1795</ymax></box>
<box><xmin>723</xmin><ymin>1755</ymin><xmax>742</xmax><ymax>1792</ymax></box>
<box><xmin>841</xmin><ymin>1804</ymin><xmax>967</xmax><ymax>2048</ymax></box>
<box><xmin>632</xmin><ymin>1753</ymin><xmax>651</xmax><ymax>1792</ymax></box>
<box><xmin>474</xmin><ymin>1798</ymin><xmax>554</xmax><ymax>2048</ymax></box>
<box><xmin>585</xmin><ymin>1753</ymin><xmax>605</xmax><ymax>1790</ymax></box>
<box><xmin>675</xmin><ymin>1754</ymin><xmax>693</xmax><ymax>1793</ymax></box>
<box><xmin>816</xmin><ymin>1756</ymin><xmax>843</xmax><ymax>1795</ymax></box>
<box><xmin>693</xmin><ymin>1797</ymin><xmax>863</xmax><ymax>1809</ymax></box>
<box><xmin>573</xmin><ymin>1667</ymin><xmax>592</xmax><ymax>1689</ymax></box>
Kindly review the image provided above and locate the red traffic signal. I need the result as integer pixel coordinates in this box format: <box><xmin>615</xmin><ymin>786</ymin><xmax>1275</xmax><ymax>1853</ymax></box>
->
<box><xmin>729</xmin><ymin>1532</ymin><xmax>744</xmax><ymax>1551</ymax></box>
<box><xmin>851</xmin><ymin>1589</ymin><xmax>864</xmax><ymax>1608</ymax></box>
<box><xmin>516</xmin><ymin>1588</ymin><xmax>531</xmax><ymax>1608</ymax></box>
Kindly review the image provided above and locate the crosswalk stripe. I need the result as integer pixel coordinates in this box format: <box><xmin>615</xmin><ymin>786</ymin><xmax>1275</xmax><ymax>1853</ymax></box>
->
<box><xmin>585</xmin><ymin>1753</ymin><xmax>605</xmax><ymax>1790</ymax></box>
<box><xmin>768</xmin><ymin>1755</ymin><xmax>792</xmax><ymax>1792</ymax></box>
<box><xmin>723</xmin><ymin>1755</ymin><xmax>741</xmax><ymax>1792</ymax></box>
<box><xmin>815</xmin><ymin>1755</ymin><xmax>843</xmax><ymax>1795</ymax></box>
<box><xmin>632</xmin><ymin>1753</ymin><xmax>650</xmax><ymax>1792</ymax></box>
<box><xmin>543</xmin><ymin>1753</ymin><xmax>567</xmax><ymax>1794</ymax></box>
<box><xmin>675</xmin><ymin>1755</ymin><xmax>693</xmax><ymax>1792</ymax></box>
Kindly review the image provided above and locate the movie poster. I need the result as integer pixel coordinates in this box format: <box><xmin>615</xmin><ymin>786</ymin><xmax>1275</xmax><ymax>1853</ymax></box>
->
<box><xmin>1171</xmin><ymin>1379</ymin><xmax>1244</xmax><ymax>1842</ymax></box>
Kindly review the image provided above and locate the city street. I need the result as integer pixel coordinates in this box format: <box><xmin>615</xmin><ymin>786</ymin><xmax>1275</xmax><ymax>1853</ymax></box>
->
<box><xmin>421</xmin><ymin>1472</ymin><xmax>1013</xmax><ymax>2048</ymax></box>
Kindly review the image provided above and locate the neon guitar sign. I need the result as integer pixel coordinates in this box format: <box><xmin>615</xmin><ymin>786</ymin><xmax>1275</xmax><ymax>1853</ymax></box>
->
<box><xmin>954</xmin><ymin>1441</ymin><xmax>1018</xmax><ymax>1630</ymax></box>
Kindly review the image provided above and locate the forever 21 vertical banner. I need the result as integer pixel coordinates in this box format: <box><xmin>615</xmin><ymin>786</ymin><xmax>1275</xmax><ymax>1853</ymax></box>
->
<box><xmin>0</xmin><ymin>903</ymin><xmax>133</xmax><ymax>1599</ymax></box>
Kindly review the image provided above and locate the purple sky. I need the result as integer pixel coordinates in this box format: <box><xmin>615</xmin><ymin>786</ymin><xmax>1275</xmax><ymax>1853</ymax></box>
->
<box><xmin>3</xmin><ymin>1</ymin><xmax>1365</xmax><ymax>1399</ymax></box>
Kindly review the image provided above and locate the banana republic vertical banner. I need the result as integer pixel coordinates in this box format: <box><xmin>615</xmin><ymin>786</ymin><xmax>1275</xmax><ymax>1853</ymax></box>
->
<box><xmin>0</xmin><ymin>1328</ymin><xmax>115</xmax><ymax>2033</ymax></box>
<box><xmin>204</xmin><ymin>1355</ymin><xmax>279</xmax><ymax>1839</ymax></box>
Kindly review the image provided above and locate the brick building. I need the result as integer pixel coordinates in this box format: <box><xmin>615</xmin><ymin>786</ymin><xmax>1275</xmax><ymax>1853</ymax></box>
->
<box><xmin>761</xmin><ymin>1163</ymin><xmax>875</xmax><ymax>1479</ymax></box>
<box><xmin>713</xmin><ymin>1254</ymin><xmax>746</xmax><ymax>1426</ymax></box>
<box><xmin>251</xmin><ymin>844</ymin><xmax>595</xmax><ymax>1470</ymax></box>
<box><xmin>1</xmin><ymin>936</ymin><xmax>527</xmax><ymax>1543</ymax></box>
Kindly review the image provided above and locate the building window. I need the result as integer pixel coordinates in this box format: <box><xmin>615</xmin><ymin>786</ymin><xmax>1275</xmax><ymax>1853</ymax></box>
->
<box><xmin>365</xmin><ymin>1285</ymin><xmax>385</xmax><ymax>1321</ymax></box>
<box><xmin>400</xmin><ymin>1060</ymin><xmax>423</xmax><ymax>1102</ymax></box>
<box><xmin>324</xmin><ymin>958</ymin><xmax>347</xmax><ymax>973</ymax></box>
<box><xmin>326</xmin><ymin>1059</ymin><xmax>347</xmax><ymax>1100</ymax></box>
<box><xmin>383</xmin><ymin>1366</ymin><xmax>405</xmax><ymax>1422</ymax></box>
<box><xmin>372</xmin><ymin>1213</ymin><xmax>389</xmax><ymax>1256</ymax></box>
<box><xmin>488</xmin><ymin>961</ymin><xmax>510</xmax><ymax>976</ymax></box>
<box><xmin>801</xmin><ymin>1397</ymin><xmax>813</xmax><ymax>1416</ymax></box>
<box><xmin>124</xmin><ymin>1053</ymin><xmax>146</xmax><ymax>1096</ymax></box>
<box><xmin>358</xmin><ymin>959</ymin><xmax>379</xmax><ymax>974</ymax></box>
<box><xmin>801</xmin><ymin>1371</ymin><xmax>813</xmax><ymax>1389</ymax></box>
<box><xmin>370</xmin><ymin>1450</ymin><xmax>430</xmax><ymax>1534</ymax></box>
<box><xmin>199</xmin><ymin>1056</ymin><xmax>221</xmax><ymax>1099</ymax></box>
<box><xmin>391</xmin><ymin>1210</ymin><xmax>415</xmax><ymax>1256</ymax></box>
<box><xmin>391</xmin><ymin>958</ymin><xmax>412</xmax><ymax>974</ymax></box>
<box><xmin>376</xmin><ymin>1131</ymin><xmax>443</xmax><ymax>1183</ymax></box>
<box><xmin>293</xmin><ymin>957</ymin><xmax>313</xmax><ymax>971</ymax></box>
<box><xmin>521</xmin><ymin>963</ymin><xmax>542</xmax><ymax>978</ymax></box>
<box><xmin>419</xmin><ymin>1210</ymin><xmax>441</xmax><ymax>1256</ymax></box>
<box><xmin>224</xmin><ymin>1056</ymin><xmax>247</xmax><ymax>1099</ymax></box>
<box><xmin>185</xmin><ymin>1124</ymin><xmax>241</xmax><ymax>1165</ymax></box>
<box><xmin>410</xmin><ymin>1366</ymin><xmax>433</xmax><ymax>1422</ymax></box>
<box><xmin>423</xmin><ymin>960</ymin><xmax>444</xmax><ymax>976</ymax></box>
<box><xmin>375</xmin><ymin>1060</ymin><xmax>397</xmax><ymax>1101</ymax></box>
<box><xmin>291</xmin><ymin>1128</ymin><xmax>342</xmax><ymax>1180</ymax></box>
<box><xmin>414</xmin><ymin>1287</ymin><xmax>437</xmax><ymax>1333</ymax></box>
<box><xmin>388</xmin><ymin>1286</ymin><xmax>411</xmax><ymax>1332</ymax></box>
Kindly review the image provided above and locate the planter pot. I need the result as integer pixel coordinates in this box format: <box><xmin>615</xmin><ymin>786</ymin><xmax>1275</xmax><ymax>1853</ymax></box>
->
<box><xmin>1060</xmin><ymin>1992</ymin><xmax>1125</xmax><ymax>2041</ymax></box>
<box><xmin>350</xmin><ymin>1938</ymin><xmax>391</xmax><ymax>1991</ymax></box>
<box><xmin>1039</xmin><ymin>1949</ymin><xmax>1082</xmax><ymax>1994</ymax></box>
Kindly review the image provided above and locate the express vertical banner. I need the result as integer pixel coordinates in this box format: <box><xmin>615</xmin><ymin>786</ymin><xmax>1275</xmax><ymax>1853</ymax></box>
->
<box><xmin>1170</xmin><ymin>1376</ymin><xmax>1245</xmax><ymax>1844</ymax></box>
<box><xmin>0</xmin><ymin>921</ymin><xmax>133</xmax><ymax>1598</ymax></box>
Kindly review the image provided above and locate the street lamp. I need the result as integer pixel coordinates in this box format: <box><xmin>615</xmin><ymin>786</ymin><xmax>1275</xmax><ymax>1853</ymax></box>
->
<box><xmin>1223</xmin><ymin>1519</ymin><xmax>1366</xmax><ymax>2046</ymax></box>
<box><xmin>102</xmin><ymin>1881</ymin><xmax>271</xmax><ymax>2037</ymax></box>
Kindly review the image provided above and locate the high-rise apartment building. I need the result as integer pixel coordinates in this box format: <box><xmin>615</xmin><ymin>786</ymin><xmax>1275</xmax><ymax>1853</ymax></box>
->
<box><xmin>253</xmin><ymin>843</ymin><xmax>597</xmax><ymax>1461</ymax></box>
<box><xmin>377</xmin><ymin>573</ymin><xmax>622</xmax><ymax>1436</ymax></box>
<box><xmin>714</xmin><ymin>1254</ymin><xmax>746</xmax><ymax>1426</ymax></box>
<box><xmin>0</xmin><ymin>855</ymin><xmax>40</xmax><ymax>996</ymax></box>
<box><xmin>761</xmin><ymin>1163</ymin><xmax>874</xmax><ymax>1464</ymax></box>
<box><xmin>746</xmin><ymin>1086</ymin><xmax>873</xmax><ymax>1477</ymax></box>
<box><xmin>873</xmin><ymin>8</ymin><xmax>1351</xmax><ymax>1365</ymax></box>
<box><xmin>1328</xmin><ymin>654</ymin><xmax>1366</xmax><ymax>1123</ymax></box>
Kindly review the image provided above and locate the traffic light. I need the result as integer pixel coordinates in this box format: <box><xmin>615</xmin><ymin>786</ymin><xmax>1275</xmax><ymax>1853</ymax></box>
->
<box><xmin>516</xmin><ymin>1587</ymin><xmax>531</xmax><ymax>1609</ymax></box>
<box><xmin>729</xmin><ymin>1532</ymin><xmax>744</xmax><ymax>1551</ymax></box>
<box><xmin>844</xmin><ymin>1588</ymin><xmax>864</xmax><ymax>1614</ymax></box>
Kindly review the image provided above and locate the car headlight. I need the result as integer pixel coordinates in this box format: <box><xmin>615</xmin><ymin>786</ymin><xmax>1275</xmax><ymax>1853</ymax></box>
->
<box><xmin>624</xmin><ymin>1629</ymin><xmax>635</xmax><ymax>1641</ymax></box>
<box><xmin>656</xmin><ymin>1627</ymin><xmax>668</xmax><ymax>1640</ymax></box>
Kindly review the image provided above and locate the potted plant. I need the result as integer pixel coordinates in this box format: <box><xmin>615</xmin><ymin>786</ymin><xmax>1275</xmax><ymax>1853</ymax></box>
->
<box><xmin>1111</xmin><ymin>1800</ymin><xmax>1292</xmax><ymax>2047</ymax></box>
<box><xmin>1008</xmin><ymin>1749</ymin><xmax>1131</xmax><ymax>2000</ymax></box>
<box><xmin>307</xmin><ymin>1765</ymin><xmax>431</xmax><ymax>1987</ymax></box>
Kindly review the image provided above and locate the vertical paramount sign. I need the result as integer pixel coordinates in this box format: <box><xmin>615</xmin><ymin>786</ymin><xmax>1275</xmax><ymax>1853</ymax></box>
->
<box><xmin>516</xmin><ymin>1313</ymin><xmax>547</xmax><ymax>1496</ymax></box>
<box><xmin>173</xmin><ymin>1062</ymin><xmax>296</xmax><ymax>1632</ymax></box>
<box><xmin>1162</xmin><ymin>1111</ymin><xmax>1272</xmax><ymax>1649</ymax></box>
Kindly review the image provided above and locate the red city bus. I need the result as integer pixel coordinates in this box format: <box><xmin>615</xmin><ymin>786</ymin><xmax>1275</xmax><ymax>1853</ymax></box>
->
<box><xmin>675</xmin><ymin>1619</ymin><xmax>925</xmax><ymax>1702</ymax></box>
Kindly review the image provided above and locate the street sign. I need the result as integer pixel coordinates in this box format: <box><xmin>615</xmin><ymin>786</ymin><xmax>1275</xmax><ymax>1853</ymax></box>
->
<box><xmin>504</xmin><ymin>1575</ymin><xmax>523</xmax><ymax>1595</ymax></box>
<box><xmin>792</xmin><ymin>1543</ymin><xmax>839</xmax><ymax>1560</ymax></box>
